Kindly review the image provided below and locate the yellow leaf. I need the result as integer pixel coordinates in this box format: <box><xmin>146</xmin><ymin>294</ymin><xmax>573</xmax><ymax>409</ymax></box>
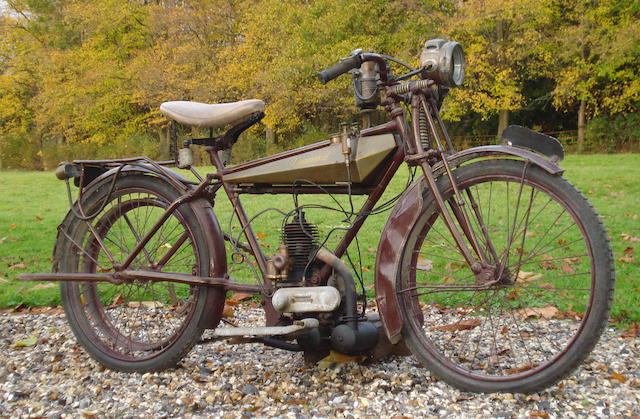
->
<box><xmin>317</xmin><ymin>350</ymin><xmax>365</xmax><ymax>369</ymax></box>
<box><xmin>516</xmin><ymin>271</ymin><xmax>543</xmax><ymax>282</ymax></box>
<box><xmin>606</xmin><ymin>372</ymin><xmax>627</xmax><ymax>383</ymax></box>
<box><xmin>434</xmin><ymin>318</ymin><xmax>482</xmax><ymax>332</ymax></box>
<box><xmin>222</xmin><ymin>304</ymin><xmax>234</xmax><ymax>318</ymax></box>
<box><xmin>517</xmin><ymin>306</ymin><xmax>561</xmax><ymax>319</ymax></box>
<box><xmin>416</xmin><ymin>256</ymin><xmax>432</xmax><ymax>271</ymax></box>
<box><xmin>127</xmin><ymin>301</ymin><xmax>164</xmax><ymax>309</ymax></box>
<box><xmin>14</xmin><ymin>336</ymin><xmax>38</xmax><ymax>347</ymax></box>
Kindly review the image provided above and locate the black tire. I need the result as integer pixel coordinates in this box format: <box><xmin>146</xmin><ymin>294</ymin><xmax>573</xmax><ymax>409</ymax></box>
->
<box><xmin>396</xmin><ymin>159</ymin><xmax>614</xmax><ymax>393</ymax></box>
<box><xmin>57</xmin><ymin>174</ymin><xmax>224</xmax><ymax>372</ymax></box>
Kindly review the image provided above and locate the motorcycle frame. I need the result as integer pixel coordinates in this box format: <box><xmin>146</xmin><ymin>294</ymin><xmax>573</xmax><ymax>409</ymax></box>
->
<box><xmin>22</xmin><ymin>60</ymin><xmax>563</xmax><ymax>341</ymax></box>
<box><xmin>24</xmin><ymin>87</ymin><xmax>446</xmax><ymax>282</ymax></box>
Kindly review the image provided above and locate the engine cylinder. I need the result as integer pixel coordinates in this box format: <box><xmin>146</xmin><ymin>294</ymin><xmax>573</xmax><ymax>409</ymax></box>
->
<box><xmin>282</xmin><ymin>212</ymin><xmax>318</xmax><ymax>283</ymax></box>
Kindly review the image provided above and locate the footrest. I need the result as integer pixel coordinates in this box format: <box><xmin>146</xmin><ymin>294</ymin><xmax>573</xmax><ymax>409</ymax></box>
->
<box><xmin>211</xmin><ymin>318</ymin><xmax>319</xmax><ymax>338</ymax></box>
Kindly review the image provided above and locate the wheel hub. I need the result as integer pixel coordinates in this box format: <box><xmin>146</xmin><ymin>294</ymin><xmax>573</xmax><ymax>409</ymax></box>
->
<box><xmin>474</xmin><ymin>264</ymin><xmax>513</xmax><ymax>286</ymax></box>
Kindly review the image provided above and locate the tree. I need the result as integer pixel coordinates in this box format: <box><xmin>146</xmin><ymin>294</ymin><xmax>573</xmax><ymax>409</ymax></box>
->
<box><xmin>549</xmin><ymin>0</ymin><xmax>640</xmax><ymax>151</ymax></box>
<box><xmin>215</xmin><ymin>0</ymin><xmax>449</xmax><ymax>143</ymax></box>
<box><xmin>0</xmin><ymin>11</ymin><xmax>42</xmax><ymax>168</ymax></box>
<box><xmin>442</xmin><ymin>0</ymin><xmax>550</xmax><ymax>138</ymax></box>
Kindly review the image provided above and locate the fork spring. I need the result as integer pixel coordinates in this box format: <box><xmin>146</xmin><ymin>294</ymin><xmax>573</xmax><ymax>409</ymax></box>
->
<box><xmin>419</xmin><ymin>107</ymin><xmax>431</xmax><ymax>150</ymax></box>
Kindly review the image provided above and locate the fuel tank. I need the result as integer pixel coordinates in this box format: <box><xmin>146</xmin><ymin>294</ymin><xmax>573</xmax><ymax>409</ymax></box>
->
<box><xmin>223</xmin><ymin>133</ymin><xmax>398</xmax><ymax>185</ymax></box>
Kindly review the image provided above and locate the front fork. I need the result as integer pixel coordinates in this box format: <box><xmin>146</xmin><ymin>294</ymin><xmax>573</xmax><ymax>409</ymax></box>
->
<box><xmin>403</xmin><ymin>90</ymin><xmax>499</xmax><ymax>282</ymax></box>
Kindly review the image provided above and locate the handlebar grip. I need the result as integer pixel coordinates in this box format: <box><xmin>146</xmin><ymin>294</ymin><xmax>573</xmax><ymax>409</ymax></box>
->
<box><xmin>317</xmin><ymin>55</ymin><xmax>363</xmax><ymax>84</ymax></box>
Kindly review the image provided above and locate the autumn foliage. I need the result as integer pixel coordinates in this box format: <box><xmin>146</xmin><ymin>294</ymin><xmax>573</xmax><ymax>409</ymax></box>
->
<box><xmin>0</xmin><ymin>0</ymin><xmax>638</xmax><ymax>169</ymax></box>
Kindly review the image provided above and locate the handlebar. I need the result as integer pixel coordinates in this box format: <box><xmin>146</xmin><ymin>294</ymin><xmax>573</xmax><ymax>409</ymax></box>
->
<box><xmin>317</xmin><ymin>55</ymin><xmax>362</xmax><ymax>84</ymax></box>
<box><xmin>317</xmin><ymin>52</ymin><xmax>389</xmax><ymax>85</ymax></box>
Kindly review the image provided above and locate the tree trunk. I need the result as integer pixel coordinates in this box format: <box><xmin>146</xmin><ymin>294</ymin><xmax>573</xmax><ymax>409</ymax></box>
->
<box><xmin>497</xmin><ymin>109</ymin><xmax>509</xmax><ymax>140</ymax></box>
<box><xmin>266</xmin><ymin>126</ymin><xmax>276</xmax><ymax>149</ymax></box>
<box><xmin>158</xmin><ymin>126</ymin><xmax>170</xmax><ymax>159</ymax></box>
<box><xmin>577</xmin><ymin>99</ymin><xmax>586</xmax><ymax>153</ymax></box>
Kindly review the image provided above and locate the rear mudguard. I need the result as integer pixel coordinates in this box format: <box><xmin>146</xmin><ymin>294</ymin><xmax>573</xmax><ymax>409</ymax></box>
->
<box><xmin>55</xmin><ymin>164</ymin><xmax>227</xmax><ymax>329</ymax></box>
<box><xmin>374</xmin><ymin>145</ymin><xmax>563</xmax><ymax>344</ymax></box>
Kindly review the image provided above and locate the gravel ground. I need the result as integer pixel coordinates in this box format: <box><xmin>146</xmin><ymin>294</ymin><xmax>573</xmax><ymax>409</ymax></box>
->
<box><xmin>1</xmin><ymin>310</ymin><xmax>638</xmax><ymax>418</ymax></box>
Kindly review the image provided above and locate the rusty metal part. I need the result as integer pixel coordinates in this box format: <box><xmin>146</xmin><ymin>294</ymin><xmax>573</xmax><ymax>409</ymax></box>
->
<box><xmin>20</xmin><ymin>272</ymin><xmax>125</xmax><ymax>285</ymax></box>
<box><xmin>117</xmin><ymin>174</ymin><xmax>215</xmax><ymax>271</ymax></box>
<box><xmin>210</xmin><ymin>149</ymin><xmax>270</xmax><ymax>278</ymax></box>
<box><xmin>187</xmin><ymin>179</ymin><xmax>229</xmax><ymax>328</ymax></box>
<box><xmin>340</xmin><ymin>122</ymin><xmax>352</xmax><ymax>161</ymax></box>
<box><xmin>374</xmin><ymin>145</ymin><xmax>563</xmax><ymax>343</ymax></box>
<box><xmin>474</xmin><ymin>265</ymin><xmax>498</xmax><ymax>285</ymax></box>
<box><xmin>408</xmin><ymin>94</ymin><xmax>483</xmax><ymax>271</ymax></box>
<box><xmin>374</xmin><ymin>178</ymin><xmax>425</xmax><ymax>343</ymax></box>
<box><xmin>272</xmin><ymin>244</ymin><xmax>289</xmax><ymax>271</ymax></box>
<box><xmin>211</xmin><ymin>318</ymin><xmax>319</xmax><ymax>338</ymax></box>
<box><xmin>387</xmin><ymin>79</ymin><xmax>433</xmax><ymax>96</ymax></box>
<box><xmin>53</xmin><ymin>166</ymin><xmax>228</xmax><ymax>329</ymax></box>
<box><xmin>359</xmin><ymin>119</ymin><xmax>398</xmax><ymax>137</ymax></box>
<box><xmin>266</xmin><ymin>260</ymin><xmax>278</xmax><ymax>280</ymax></box>
<box><xmin>313</xmin><ymin>143</ymin><xmax>406</xmax><ymax>285</ymax></box>
<box><xmin>235</xmin><ymin>185</ymin><xmax>373</xmax><ymax>195</ymax></box>
<box><xmin>315</xmin><ymin>249</ymin><xmax>358</xmax><ymax>329</ymax></box>
<box><xmin>266</xmin><ymin>243</ymin><xmax>289</xmax><ymax>281</ymax></box>
<box><xmin>20</xmin><ymin>270</ymin><xmax>263</xmax><ymax>294</ymax></box>
<box><xmin>445</xmin><ymin>145</ymin><xmax>563</xmax><ymax>175</ymax></box>
<box><xmin>353</xmin><ymin>60</ymin><xmax>381</xmax><ymax>110</ymax></box>
<box><xmin>223</xmin><ymin>232</ymin><xmax>252</xmax><ymax>253</ymax></box>
<box><xmin>419</xmin><ymin>98</ymin><xmax>489</xmax><ymax>267</ymax></box>
<box><xmin>74</xmin><ymin>157</ymin><xmax>191</xmax><ymax>193</ymax></box>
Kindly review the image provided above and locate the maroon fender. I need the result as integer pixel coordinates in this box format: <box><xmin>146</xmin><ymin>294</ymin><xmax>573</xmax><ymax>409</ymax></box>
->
<box><xmin>190</xmin><ymin>195</ymin><xmax>228</xmax><ymax>329</ymax></box>
<box><xmin>374</xmin><ymin>145</ymin><xmax>562</xmax><ymax>343</ymax></box>
<box><xmin>374</xmin><ymin>178</ymin><xmax>425</xmax><ymax>344</ymax></box>
<box><xmin>69</xmin><ymin>165</ymin><xmax>227</xmax><ymax>328</ymax></box>
<box><xmin>85</xmin><ymin>163</ymin><xmax>193</xmax><ymax>192</ymax></box>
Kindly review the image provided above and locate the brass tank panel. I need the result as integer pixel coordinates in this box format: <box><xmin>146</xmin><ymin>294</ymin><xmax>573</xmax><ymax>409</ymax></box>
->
<box><xmin>224</xmin><ymin>133</ymin><xmax>397</xmax><ymax>184</ymax></box>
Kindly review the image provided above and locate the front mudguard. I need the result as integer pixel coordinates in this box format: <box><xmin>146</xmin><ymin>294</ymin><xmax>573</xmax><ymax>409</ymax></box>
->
<box><xmin>374</xmin><ymin>145</ymin><xmax>563</xmax><ymax>344</ymax></box>
<box><xmin>55</xmin><ymin>164</ymin><xmax>227</xmax><ymax>329</ymax></box>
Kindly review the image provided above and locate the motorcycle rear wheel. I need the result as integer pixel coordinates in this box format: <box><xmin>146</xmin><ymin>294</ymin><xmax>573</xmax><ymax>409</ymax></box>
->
<box><xmin>397</xmin><ymin>159</ymin><xmax>614</xmax><ymax>393</ymax></box>
<box><xmin>57</xmin><ymin>174</ymin><xmax>224</xmax><ymax>372</ymax></box>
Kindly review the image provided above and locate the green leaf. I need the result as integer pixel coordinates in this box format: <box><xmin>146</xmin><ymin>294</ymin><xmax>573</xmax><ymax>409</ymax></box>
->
<box><xmin>13</xmin><ymin>336</ymin><xmax>38</xmax><ymax>347</ymax></box>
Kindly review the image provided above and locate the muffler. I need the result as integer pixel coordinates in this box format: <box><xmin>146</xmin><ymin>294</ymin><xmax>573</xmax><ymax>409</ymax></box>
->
<box><xmin>314</xmin><ymin>249</ymin><xmax>379</xmax><ymax>354</ymax></box>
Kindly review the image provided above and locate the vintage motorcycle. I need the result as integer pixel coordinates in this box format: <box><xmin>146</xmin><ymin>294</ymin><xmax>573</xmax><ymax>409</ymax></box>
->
<box><xmin>22</xmin><ymin>39</ymin><xmax>614</xmax><ymax>393</ymax></box>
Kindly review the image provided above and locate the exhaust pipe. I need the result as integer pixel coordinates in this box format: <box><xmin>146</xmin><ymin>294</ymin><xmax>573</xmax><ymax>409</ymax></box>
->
<box><xmin>314</xmin><ymin>249</ymin><xmax>378</xmax><ymax>353</ymax></box>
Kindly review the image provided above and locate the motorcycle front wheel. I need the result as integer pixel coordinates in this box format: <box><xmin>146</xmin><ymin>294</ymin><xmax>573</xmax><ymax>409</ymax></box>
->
<box><xmin>57</xmin><ymin>174</ymin><xmax>224</xmax><ymax>372</ymax></box>
<box><xmin>397</xmin><ymin>159</ymin><xmax>614</xmax><ymax>393</ymax></box>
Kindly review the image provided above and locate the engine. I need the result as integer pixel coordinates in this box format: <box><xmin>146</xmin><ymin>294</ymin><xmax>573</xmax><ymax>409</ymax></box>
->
<box><xmin>281</xmin><ymin>212</ymin><xmax>319</xmax><ymax>284</ymax></box>
<box><xmin>268</xmin><ymin>211</ymin><xmax>379</xmax><ymax>354</ymax></box>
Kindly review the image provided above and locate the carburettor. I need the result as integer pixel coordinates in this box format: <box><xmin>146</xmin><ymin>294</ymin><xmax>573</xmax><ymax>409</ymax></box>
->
<box><xmin>267</xmin><ymin>212</ymin><xmax>319</xmax><ymax>285</ymax></box>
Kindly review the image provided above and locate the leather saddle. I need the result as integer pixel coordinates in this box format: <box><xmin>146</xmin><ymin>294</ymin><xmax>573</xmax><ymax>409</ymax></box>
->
<box><xmin>160</xmin><ymin>99</ymin><xmax>265</xmax><ymax>129</ymax></box>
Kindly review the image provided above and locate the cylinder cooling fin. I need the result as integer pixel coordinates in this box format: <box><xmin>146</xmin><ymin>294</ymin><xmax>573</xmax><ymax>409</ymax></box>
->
<box><xmin>282</xmin><ymin>212</ymin><xmax>319</xmax><ymax>283</ymax></box>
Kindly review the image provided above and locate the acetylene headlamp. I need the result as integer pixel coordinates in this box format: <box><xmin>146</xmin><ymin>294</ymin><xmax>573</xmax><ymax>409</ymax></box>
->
<box><xmin>419</xmin><ymin>39</ymin><xmax>465</xmax><ymax>88</ymax></box>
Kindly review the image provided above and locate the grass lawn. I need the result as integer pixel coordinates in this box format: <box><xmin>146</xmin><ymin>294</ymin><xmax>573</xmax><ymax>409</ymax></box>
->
<box><xmin>0</xmin><ymin>153</ymin><xmax>638</xmax><ymax>323</ymax></box>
